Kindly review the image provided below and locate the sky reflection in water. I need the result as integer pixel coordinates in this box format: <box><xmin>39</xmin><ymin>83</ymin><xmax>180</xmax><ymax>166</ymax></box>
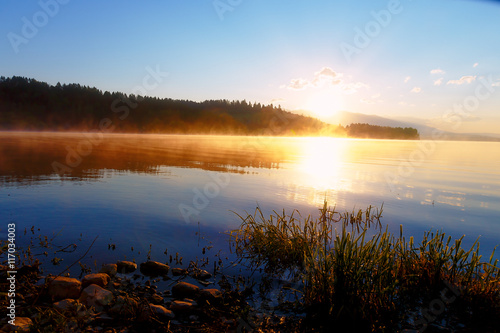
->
<box><xmin>1</xmin><ymin>132</ymin><xmax>499</xmax><ymax>270</ymax></box>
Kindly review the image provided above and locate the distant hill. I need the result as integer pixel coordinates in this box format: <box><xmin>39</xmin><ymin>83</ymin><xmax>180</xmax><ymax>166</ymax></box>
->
<box><xmin>325</xmin><ymin>111</ymin><xmax>437</xmax><ymax>136</ymax></box>
<box><xmin>327</xmin><ymin>111</ymin><xmax>408</xmax><ymax>127</ymax></box>
<box><xmin>324</xmin><ymin>111</ymin><xmax>500</xmax><ymax>142</ymax></box>
<box><xmin>0</xmin><ymin>76</ymin><xmax>419</xmax><ymax>140</ymax></box>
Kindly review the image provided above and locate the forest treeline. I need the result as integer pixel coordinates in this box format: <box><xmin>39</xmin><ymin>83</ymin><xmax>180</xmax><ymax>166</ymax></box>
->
<box><xmin>0</xmin><ymin>76</ymin><xmax>419</xmax><ymax>139</ymax></box>
<box><xmin>345</xmin><ymin>123</ymin><xmax>419</xmax><ymax>140</ymax></box>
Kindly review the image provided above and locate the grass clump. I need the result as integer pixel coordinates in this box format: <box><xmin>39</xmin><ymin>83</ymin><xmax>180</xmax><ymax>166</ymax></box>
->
<box><xmin>229</xmin><ymin>201</ymin><xmax>500</xmax><ymax>332</ymax></box>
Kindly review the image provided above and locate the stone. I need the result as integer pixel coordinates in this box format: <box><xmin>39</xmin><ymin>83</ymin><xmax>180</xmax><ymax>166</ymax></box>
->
<box><xmin>150</xmin><ymin>293</ymin><xmax>164</xmax><ymax>304</ymax></box>
<box><xmin>82</xmin><ymin>273</ymin><xmax>110</xmax><ymax>288</ymax></box>
<box><xmin>191</xmin><ymin>269</ymin><xmax>212</xmax><ymax>280</ymax></box>
<box><xmin>171</xmin><ymin>268</ymin><xmax>188</xmax><ymax>276</ymax></box>
<box><xmin>183</xmin><ymin>298</ymin><xmax>197</xmax><ymax>306</ymax></box>
<box><xmin>109</xmin><ymin>295</ymin><xmax>139</xmax><ymax>316</ymax></box>
<box><xmin>116</xmin><ymin>260</ymin><xmax>137</xmax><ymax>273</ymax></box>
<box><xmin>140</xmin><ymin>261</ymin><xmax>170</xmax><ymax>277</ymax></box>
<box><xmin>3</xmin><ymin>317</ymin><xmax>32</xmax><ymax>332</ymax></box>
<box><xmin>199</xmin><ymin>288</ymin><xmax>223</xmax><ymax>303</ymax></box>
<box><xmin>53</xmin><ymin>298</ymin><xmax>79</xmax><ymax>311</ymax></box>
<box><xmin>47</xmin><ymin>276</ymin><xmax>81</xmax><ymax>300</ymax></box>
<box><xmin>149</xmin><ymin>304</ymin><xmax>175</xmax><ymax>319</ymax></box>
<box><xmin>79</xmin><ymin>284</ymin><xmax>114</xmax><ymax>309</ymax></box>
<box><xmin>171</xmin><ymin>281</ymin><xmax>200</xmax><ymax>299</ymax></box>
<box><xmin>169</xmin><ymin>300</ymin><xmax>195</xmax><ymax>312</ymax></box>
<box><xmin>99</xmin><ymin>263</ymin><xmax>117</xmax><ymax>277</ymax></box>
<box><xmin>94</xmin><ymin>314</ymin><xmax>114</xmax><ymax>323</ymax></box>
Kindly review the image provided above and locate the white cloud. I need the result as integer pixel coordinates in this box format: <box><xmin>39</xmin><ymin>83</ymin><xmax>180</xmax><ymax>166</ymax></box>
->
<box><xmin>492</xmin><ymin>80</ymin><xmax>500</xmax><ymax>87</ymax></box>
<box><xmin>446</xmin><ymin>76</ymin><xmax>477</xmax><ymax>85</ymax></box>
<box><xmin>404</xmin><ymin>76</ymin><xmax>411</xmax><ymax>83</ymax></box>
<box><xmin>314</xmin><ymin>67</ymin><xmax>338</xmax><ymax>79</ymax></box>
<box><xmin>430</xmin><ymin>68</ymin><xmax>446</xmax><ymax>75</ymax></box>
<box><xmin>342</xmin><ymin>82</ymin><xmax>369</xmax><ymax>95</ymax></box>
<box><xmin>286</xmin><ymin>67</ymin><xmax>342</xmax><ymax>90</ymax></box>
<box><xmin>270</xmin><ymin>98</ymin><xmax>285</xmax><ymax>104</ymax></box>
<box><xmin>285</xmin><ymin>67</ymin><xmax>368</xmax><ymax>94</ymax></box>
<box><xmin>433</xmin><ymin>78</ymin><xmax>444</xmax><ymax>86</ymax></box>
<box><xmin>473</xmin><ymin>63</ymin><xmax>479</xmax><ymax>68</ymax></box>
<box><xmin>411</xmin><ymin>87</ymin><xmax>421</xmax><ymax>93</ymax></box>
<box><xmin>287</xmin><ymin>78</ymin><xmax>310</xmax><ymax>90</ymax></box>
<box><xmin>312</xmin><ymin>67</ymin><xmax>342</xmax><ymax>87</ymax></box>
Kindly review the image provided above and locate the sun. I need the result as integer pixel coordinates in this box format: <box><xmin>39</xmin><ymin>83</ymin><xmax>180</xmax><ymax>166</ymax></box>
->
<box><xmin>304</xmin><ymin>90</ymin><xmax>343</xmax><ymax>120</ymax></box>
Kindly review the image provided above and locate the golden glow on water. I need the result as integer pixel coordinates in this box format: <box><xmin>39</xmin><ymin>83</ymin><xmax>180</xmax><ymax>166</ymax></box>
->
<box><xmin>1</xmin><ymin>133</ymin><xmax>499</xmax><ymax>214</ymax></box>
<box><xmin>298</xmin><ymin>137</ymin><xmax>347</xmax><ymax>193</ymax></box>
<box><xmin>1</xmin><ymin>132</ymin><xmax>500</xmax><ymax>256</ymax></box>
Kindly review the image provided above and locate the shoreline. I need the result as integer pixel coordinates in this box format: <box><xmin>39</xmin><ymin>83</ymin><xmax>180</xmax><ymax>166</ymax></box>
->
<box><xmin>1</xmin><ymin>209</ymin><xmax>499</xmax><ymax>333</ymax></box>
<box><xmin>0</xmin><ymin>256</ymin><xmax>299</xmax><ymax>333</ymax></box>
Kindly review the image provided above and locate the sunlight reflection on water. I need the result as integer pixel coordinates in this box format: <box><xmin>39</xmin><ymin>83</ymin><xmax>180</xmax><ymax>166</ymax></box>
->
<box><xmin>1</xmin><ymin>132</ymin><xmax>499</xmax><ymax>269</ymax></box>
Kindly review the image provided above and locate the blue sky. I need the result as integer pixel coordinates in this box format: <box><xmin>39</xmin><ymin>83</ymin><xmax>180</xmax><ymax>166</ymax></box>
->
<box><xmin>1</xmin><ymin>0</ymin><xmax>500</xmax><ymax>134</ymax></box>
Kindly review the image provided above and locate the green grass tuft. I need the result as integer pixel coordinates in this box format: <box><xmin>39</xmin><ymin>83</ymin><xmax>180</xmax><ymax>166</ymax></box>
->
<box><xmin>229</xmin><ymin>201</ymin><xmax>500</xmax><ymax>331</ymax></box>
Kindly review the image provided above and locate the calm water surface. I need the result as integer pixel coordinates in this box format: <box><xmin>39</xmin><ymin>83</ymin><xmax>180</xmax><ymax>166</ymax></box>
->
<box><xmin>1</xmin><ymin>132</ymin><xmax>499</xmax><ymax>272</ymax></box>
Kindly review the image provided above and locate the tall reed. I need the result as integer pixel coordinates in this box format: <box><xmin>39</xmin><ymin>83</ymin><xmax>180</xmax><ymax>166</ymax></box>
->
<box><xmin>229</xmin><ymin>201</ymin><xmax>500</xmax><ymax>331</ymax></box>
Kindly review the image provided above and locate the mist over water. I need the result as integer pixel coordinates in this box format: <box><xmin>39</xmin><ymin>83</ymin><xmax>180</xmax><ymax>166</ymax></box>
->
<box><xmin>1</xmin><ymin>132</ymin><xmax>499</xmax><ymax>273</ymax></box>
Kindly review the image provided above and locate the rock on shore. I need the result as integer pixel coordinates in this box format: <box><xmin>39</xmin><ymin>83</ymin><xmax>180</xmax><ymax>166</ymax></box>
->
<box><xmin>7</xmin><ymin>260</ymin><xmax>232</xmax><ymax>331</ymax></box>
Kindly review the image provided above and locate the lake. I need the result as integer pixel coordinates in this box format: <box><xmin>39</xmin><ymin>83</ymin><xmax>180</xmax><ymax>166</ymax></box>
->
<box><xmin>1</xmin><ymin>132</ymin><xmax>499</xmax><ymax>274</ymax></box>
